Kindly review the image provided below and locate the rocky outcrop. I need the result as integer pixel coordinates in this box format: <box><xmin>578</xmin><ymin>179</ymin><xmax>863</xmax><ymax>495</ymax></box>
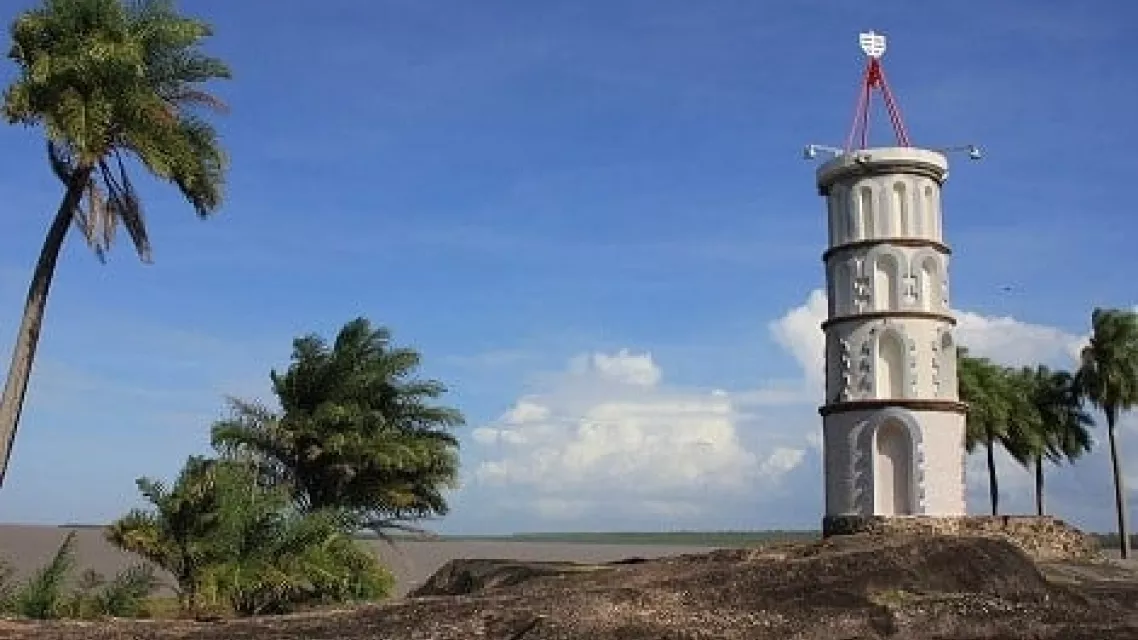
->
<box><xmin>822</xmin><ymin>515</ymin><xmax>1102</xmax><ymax>562</ymax></box>
<box><xmin>4</xmin><ymin>534</ymin><xmax>1137</xmax><ymax>639</ymax></box>
<box><xmin>408</xmin><ymin>558</ymin><xmax>615</xmax><ymax>597</ymax></box>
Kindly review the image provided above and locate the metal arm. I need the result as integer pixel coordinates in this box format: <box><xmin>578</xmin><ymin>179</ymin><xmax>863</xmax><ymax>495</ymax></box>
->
<box><xmin>802</xmin><ymin>143</ymin><xmax>982</xmax><ymax>162</ymax></box>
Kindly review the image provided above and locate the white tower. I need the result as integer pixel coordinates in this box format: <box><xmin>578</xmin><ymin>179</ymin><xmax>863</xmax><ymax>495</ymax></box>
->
<box><xmin>806</xmin><ymin>32</ymin><xmax>978</xmax><ymax>532</ymax></box>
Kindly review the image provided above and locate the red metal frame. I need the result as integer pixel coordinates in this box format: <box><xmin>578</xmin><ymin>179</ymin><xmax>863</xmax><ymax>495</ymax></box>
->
<box><xmin>845</xmin><ymin>57</ymin><xmax>911</xmax><ymax>152</ymax></box>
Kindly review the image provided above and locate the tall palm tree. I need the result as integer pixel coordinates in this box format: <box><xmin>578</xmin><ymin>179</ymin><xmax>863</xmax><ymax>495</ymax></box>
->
<box><xmin>1025</xmin><ymin>366</ymin><xmax>1093</xmax><ymax>517</ymax></box>
<box><xmin>959</xmin><ymin>349</ymin><xmax>1013</xmax><ymax>515</ymax></box>
<box><xmin>958</xmin><ymin>349</ymin><xmax>1038</xmax><ymax>515</ymax></box>
<box><xmin>211</xmin><ymin>318</ymin><xmax>465</xmax><ymax>537</ymax></box>
<box><xmin>0</xmin><ymin>0</ymin><xmax>230</xmax><ymax>487</ymax></box>
<box><xmin>1076</xmin><ymin>307</ymin><xmax>1138</xmax><ymax>559</ymax></box>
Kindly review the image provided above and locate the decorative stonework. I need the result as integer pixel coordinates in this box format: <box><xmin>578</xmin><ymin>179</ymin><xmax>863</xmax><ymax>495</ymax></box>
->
<box><xmin>849</xmin><ymin>419</ymin><xmax>873</xmax><ymax>514</ymax></box>
<box><xmin>930</xmin><ymin>338</ymin><xmax>942</xmax><ymax>397</ymax></box>
<box><xmin>852</xmin><ymin>276</ymin><xmax>872</xmax><ymax>312</ymax></box>
<box><xmin>906</xmin><ymin>337</ymin><xmax>918</xmax><ymax>396</ymax></box>
<box><xmin>838</xmin><ymin>339</ymin><xmax>852</xmax><ymax>401</ymax></box>
<box><xmin>901</xmin><ymin>272</ymin><xmax>918</xmax><ymax>306</ymax></box>
<box><xmin>914</xmin><ymin>438</ymin><xmax>927</xmax><ymax>512</ymax></box>
<box><xmin>857</xmin><ymin>339</ymin><xmax>872</xmax><ymax>395</ymax></box>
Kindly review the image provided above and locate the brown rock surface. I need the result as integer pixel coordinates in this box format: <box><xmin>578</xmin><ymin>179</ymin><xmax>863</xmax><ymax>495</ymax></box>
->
<box><xmin>3</xmin><ymin>534</ymin><xmax>1138</xmax><ymax>640</ymax></box>
<box><xmin>823</xmin><ymin>515</ymin><xmax>1102</xmax><ymax>562</ymax></box>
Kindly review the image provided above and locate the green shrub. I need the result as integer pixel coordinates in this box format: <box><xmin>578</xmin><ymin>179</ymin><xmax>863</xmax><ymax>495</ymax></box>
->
<box><xmin>110</xmin><ymin>457</ymin><xmax>394</xmax><ymax>617</ymax></box>
<box><xmin>0</xmin><ymin>532</ymin><xmax>160</xmax><ymax>620</ymax></box>
<box><xmin>91</xmin><ymin>564</ymin><xmax>161</xmax><ymax>618</ymax></box>
<box><xmin>10</xmin><ymin>531</ymin><xmax>78</xmax><ymax>619</ymax></box>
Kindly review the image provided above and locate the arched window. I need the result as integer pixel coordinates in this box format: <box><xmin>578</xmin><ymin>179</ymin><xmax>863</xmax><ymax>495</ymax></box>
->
<box><xmin>834</xmin><ymin>262</ymin><xmax>852</xmax><ymax>315</ymax></box>
<box><xmin>875</xmin><ymin>419</ymin><xmax>913</xmax><ymax>515</ymax></box>
<box><xmin>858</xmin><ymin>186</ymin><xmax>874</xmax><ymax>240</ymax></box>
<box><xmin>876</xmin><ymin>331</ymin><xmax>905</xmax><ymax>399</ymax></box>
<box><xmin>923</xmin><ymin>185</ymin><xmax>938</xmax><ymax>240</ymax></box>
<box><xmin>892</xmin><ymin>181</ymin><xmax>910</xmax><ymax>237</ymax></box>
<box><xmin>920</xmin><ymin>256</ymin><xmax>942</xmax><ymax>311</ymax></box>
<box><xmin>827</xmin><ymin>195</ymin><xmax>838</xmax><ymax>245</ymax></box>
<box><xmin>873</xmin><ymin>253</ymin><xmax>900</xmax><ymax>311</ymax></box>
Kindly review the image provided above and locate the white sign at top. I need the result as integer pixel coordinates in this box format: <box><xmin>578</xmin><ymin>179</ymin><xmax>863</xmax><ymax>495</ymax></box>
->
<box><xmin>859</xmin><ymin>31</ymin><xmax>887</xmax><ymax>59</ymax></box>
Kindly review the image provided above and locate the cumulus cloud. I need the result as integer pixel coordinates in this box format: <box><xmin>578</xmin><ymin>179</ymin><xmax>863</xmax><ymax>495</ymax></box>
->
<box><xmin>769</xmin><ymin>289</ymin><xmax>828</xmax><ymax>391</ymax></box>
<box><xmin>955</xmin><ymin>311</ymin><xmax>1086</xmax><ymax>367</ymax></box>
<box><xmin>470</xmin><ymin>350</ymin><xmax>806</xmax><ymax>521</ymax></box>
<box><xmin>568</xmin><ymin>349</ymin><xmax>662</xmax><ymax>387</ymax></box>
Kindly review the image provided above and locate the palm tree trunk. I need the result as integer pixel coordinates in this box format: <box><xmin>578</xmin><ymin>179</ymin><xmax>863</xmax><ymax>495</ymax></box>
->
<box><xmin>986</xmin><ymin>429</ymin><xmax>999</xmax><ymax>516</ymax></box>
<box><xmin>1107</xmin><ymin>411</ymin><xmax>1132</xmax><ymax>559</ymax></box>
<box><xmin>1034</xmin><ymin>454</ymin><xmax>1045</xmax><ymax>516</ymax></box>
<box><xmin>0</xmin><ymin>168</ymin><xmax>90</xmax><ymax>489</ymax></box>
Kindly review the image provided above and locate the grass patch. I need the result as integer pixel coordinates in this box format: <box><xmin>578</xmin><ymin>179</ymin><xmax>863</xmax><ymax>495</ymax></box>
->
<box><xmin>868</xmin><ymin>588</ymin><xmax>919</xmax><ymax>607</ymax></box>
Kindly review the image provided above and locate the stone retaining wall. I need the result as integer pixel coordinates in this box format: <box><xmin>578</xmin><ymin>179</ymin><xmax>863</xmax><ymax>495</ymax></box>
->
<box><xmin>822</xmin><ymin>515</ymin><xmax>1101</xmax><ymax>562</ymax></box>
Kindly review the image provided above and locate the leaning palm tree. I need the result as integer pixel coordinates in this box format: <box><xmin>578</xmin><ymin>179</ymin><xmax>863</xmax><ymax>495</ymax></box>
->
<box><xmin>1025</xmin><ymin>366</ymin><xmax>1093</xmax><ymax>517</ymax></box>
<box><xmin>0</xmin><ymin>0</ymin><xmax>230</xmax><ymax>486</ymax></box>
<box><xmin>212</xmin><ymin>318</ymin><xmax>464</xmax><ymax>538</ymax></box>
<box><xmin>1076</xmin><ymin>307</ymin><xmax>1138</xmax><ymax>559</ymax></box>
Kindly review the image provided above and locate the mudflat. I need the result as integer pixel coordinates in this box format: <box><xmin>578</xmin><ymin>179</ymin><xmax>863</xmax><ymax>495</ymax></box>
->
<box><xmin>0</xmin><ymin>524</ymin><xmax>719</xmax><ymax>597</ymax></box>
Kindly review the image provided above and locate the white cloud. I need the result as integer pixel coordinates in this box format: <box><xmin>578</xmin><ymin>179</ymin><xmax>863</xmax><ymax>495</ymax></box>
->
<box><xmin>955</xmin><ymin>311</ymin><xmax>1086</xmax><ymax>367</ymax></box>
<box><xmin>769</xmin><ymin>289</ymin><xmax>828</xmax><ymax>390</ymax></box>
<box><xmin>471</xmin><ymin>350</ymin><xmax>806</xmax><ymax>521</ymax></box>
<box><xmin>569</xmin><ymin>348</ymin><xmax>662</xmax><ymax>387</ymax></box>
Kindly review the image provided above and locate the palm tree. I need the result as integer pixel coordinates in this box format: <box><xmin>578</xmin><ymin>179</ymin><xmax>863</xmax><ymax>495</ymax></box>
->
<box><xmin>106</xmin><ymin>456</ymin><xmax>225</xmax><ymax>614</ymax></box>
<box><xmin>0</xmin><ymin>0</ymin><xmax>230</xmax><ymax>487</ymax></box>
<box><xmin>1025</xmin><ymin>366</ymin><xmax>1093</xmax><ymax>517</ymax></box>
<box><xmin>211</xmin><ymin>318</ymin><xmax>464</xmax><ymax>536</ymax></box>
<box><xmin>959</xmin><ymin>349</ymin><xmax>1012</xmax><ymax>515</ymax></box>
<box><xmin>1076</xmin><ymin>307</ymin><xmax>1138</xmax><ymax>559</ymax></box>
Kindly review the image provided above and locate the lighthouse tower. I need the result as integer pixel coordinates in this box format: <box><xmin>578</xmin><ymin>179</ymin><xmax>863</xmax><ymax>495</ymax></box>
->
<box><xmin>809</xmin><ymin>32</ymin><xmax>974</xmax><ymax>532</ymax></box>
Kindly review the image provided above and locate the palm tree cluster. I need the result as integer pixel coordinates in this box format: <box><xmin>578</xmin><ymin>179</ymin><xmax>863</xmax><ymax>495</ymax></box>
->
<box><xmin>104</xmin><ymin>317</ymin><xmax>462</xmax><ymax>617</ymax></box>
<box><xmin>107</xmin><ymin>456</ymin><xmax>394</xmax><ymax>617</ymax></box>
<box><xmin>959</xmin><ymin>307</ymin><xmax>1138</xmax><ymax>559</ymax></box>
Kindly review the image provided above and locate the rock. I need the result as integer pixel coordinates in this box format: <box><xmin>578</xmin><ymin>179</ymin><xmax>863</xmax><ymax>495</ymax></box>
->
<box><xmin>408</xmin><ymin>558</ymin><xmax>610</xmax><ymax>597</ymax></box>
<box><xmin>4</xmin><ymin>534</ymin><xmax>1137</xmax><ymax>639</ymax></box>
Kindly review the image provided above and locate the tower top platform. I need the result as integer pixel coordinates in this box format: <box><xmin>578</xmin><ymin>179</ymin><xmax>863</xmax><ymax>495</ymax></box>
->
<box><xmin>815</xmin><ymin>146</ymin><xmax>949</xmax><ymax>195</ymax></box>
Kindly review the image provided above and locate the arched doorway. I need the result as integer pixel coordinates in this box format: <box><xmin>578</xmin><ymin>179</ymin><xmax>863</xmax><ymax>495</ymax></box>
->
<box><xmin>874</xmin><ymin>418</ymin><xmax>914</xmax><ymax>515</ymax></box>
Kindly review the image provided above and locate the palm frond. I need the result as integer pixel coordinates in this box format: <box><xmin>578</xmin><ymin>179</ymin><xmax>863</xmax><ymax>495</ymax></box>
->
<box><xmin>3</xmin><ymin>0</ymin><xmax>230</xmax><ymax>264</ymax></box>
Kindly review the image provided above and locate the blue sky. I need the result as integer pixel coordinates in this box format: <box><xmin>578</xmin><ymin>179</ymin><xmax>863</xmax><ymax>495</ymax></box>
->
<box><xmin>0</xmin><ymin>0</ymin><xmax>1136</xmax><ymax>533</ymax></box>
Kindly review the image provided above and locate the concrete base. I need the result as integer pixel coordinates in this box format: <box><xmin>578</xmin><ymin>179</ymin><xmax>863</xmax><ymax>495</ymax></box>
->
<box><xmin>822</xmin><ymin>515</ymin><xmax>1101</xmax><ymax>562</ymax></box>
